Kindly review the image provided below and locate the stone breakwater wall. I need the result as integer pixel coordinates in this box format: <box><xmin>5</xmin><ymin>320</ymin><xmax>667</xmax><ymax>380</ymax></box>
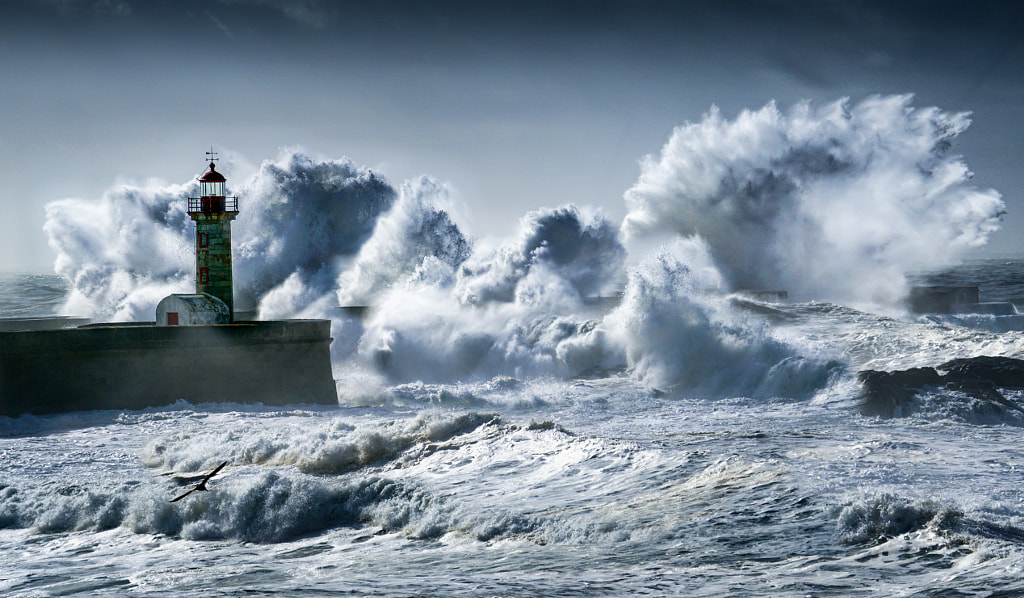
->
<box><xmin>0</xmin><ymin>320</ymin><xmax>337</xmax><ymax>416</ymax></box>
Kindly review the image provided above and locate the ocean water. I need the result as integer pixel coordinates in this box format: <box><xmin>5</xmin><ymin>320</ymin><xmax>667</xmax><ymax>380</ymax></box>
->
<box><xmin>2</xmin><ymin>262</ymin><xmax>1024</xmax><ymax>597</ymax></box>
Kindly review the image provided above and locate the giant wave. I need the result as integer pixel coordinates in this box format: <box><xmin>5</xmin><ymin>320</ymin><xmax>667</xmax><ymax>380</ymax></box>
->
<box><xmin>41</xmin><ymin>96</ymin><xmax>1004</xmax><ymax>401</ymax></box>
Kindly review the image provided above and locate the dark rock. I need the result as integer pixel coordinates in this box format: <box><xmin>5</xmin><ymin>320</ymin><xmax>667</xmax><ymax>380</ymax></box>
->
<box><xmin>945</xmin><ymin>378</ymin><xmax>1024</xmax><ymax>416</ymax></box>
<box><xmin>938</xmin><ymin>356</ymin><xmax>1024</xmax><ymax>389</ymax></box>
<box><xmin>857</xmin><ymin>368</ymin><xmax>942</xmax><ymax>417</ymax></box>
<box><xmin>858</xmin><ymin>356</ymin><xmax>1024</xmax><ymax>418</ymax></box>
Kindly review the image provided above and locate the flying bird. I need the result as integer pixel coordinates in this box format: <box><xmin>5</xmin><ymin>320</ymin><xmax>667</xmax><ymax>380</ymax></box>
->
<box><xmin>170</xmin><ymin>461</ymin><xmax>228</xmax><ymax>503</ymax></box>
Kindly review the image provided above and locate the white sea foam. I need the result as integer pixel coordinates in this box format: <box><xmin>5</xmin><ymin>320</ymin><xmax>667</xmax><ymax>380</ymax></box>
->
<box><xmin>836</xmin><ymin>493</ymin><xmax>957</xmax><ymax>544</ymax></box>
<box><xmin>921</xmin><ymin>313</ymin><xmax>1024</xmax><ymax>334</ymax></box>
<box><xmin>0</xmin><ymin>471</ymin><xmax>442</xmax><ymax>543</ymax></box>
<box><xmin>141</xmin><ymin>411</ymin><xmax>499</xmax><ymax>475</ymax></box>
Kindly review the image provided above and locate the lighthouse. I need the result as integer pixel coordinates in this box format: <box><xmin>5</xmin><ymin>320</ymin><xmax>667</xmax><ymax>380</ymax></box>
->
<box><xmin>187</xmin><ymin>151</ymin><xmax>238</xmax><ymax>320</ymax></box>
<box><xmin>0</xmin><ymin>150</ymin><xmax>339</xmax><ymax>414</ymax></box>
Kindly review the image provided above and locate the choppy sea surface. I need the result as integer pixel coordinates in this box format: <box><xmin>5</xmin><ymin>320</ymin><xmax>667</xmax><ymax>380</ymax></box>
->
<box><xmin>3</xmin><ymin>262</ymin><xmax>1024</xmax><ymax>596</ymax></box>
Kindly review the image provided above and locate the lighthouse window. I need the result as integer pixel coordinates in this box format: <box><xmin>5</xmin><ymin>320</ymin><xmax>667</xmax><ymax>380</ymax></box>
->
<box><xmin>199</xmin><ymin>268</ymin><xmax>209</xmax><ymax>284</ymax></box>
<box><xmin>201</xmin><ymin>181</ymin><xmax>225</xmax><ymax>197</ymax></box>
<box><xmin>199</xmin><ymin>232</ymin><xmax>209</xmax><ymax>248</ymax></box>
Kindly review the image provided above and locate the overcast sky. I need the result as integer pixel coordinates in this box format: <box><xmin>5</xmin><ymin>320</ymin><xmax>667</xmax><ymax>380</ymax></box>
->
<box><xmin>2</xmin><ymin>0</ymin><xmax>1022</xmax><ymax>272</ymax></box>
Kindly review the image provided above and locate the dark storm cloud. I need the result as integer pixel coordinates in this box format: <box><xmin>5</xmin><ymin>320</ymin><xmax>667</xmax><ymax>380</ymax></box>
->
<box><xmin>16</xmin><ymin>0</ymin><xmax>1024</xmax><ymax>33</ymax></box>
<box><xmin>11</xmin><ymin>0</ymin><xmax>1023</xmax><ymax>72</ymax></box>
<box><xmin>27</xmin><ymin>0</ymin><xmax>131</xmax><ymax>17</ymax></box>
<box><xmin>215</xmin><ymin>0</ymin><xmax>337</xmax><ymax>28</ymax></box>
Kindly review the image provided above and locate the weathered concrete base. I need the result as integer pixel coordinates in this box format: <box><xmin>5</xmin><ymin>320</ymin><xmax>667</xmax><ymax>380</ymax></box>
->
<box><xmin>0</xmin><ymin>320</ymin><xmax>337</xmax><ymax>416</ymax></box>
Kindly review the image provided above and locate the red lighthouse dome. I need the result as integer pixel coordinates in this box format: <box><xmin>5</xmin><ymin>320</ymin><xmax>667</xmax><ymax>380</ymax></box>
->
<box><xmin>198</xmin><ymin>162</ymin><xmax>227</xmax><ymax>198</ymax></box>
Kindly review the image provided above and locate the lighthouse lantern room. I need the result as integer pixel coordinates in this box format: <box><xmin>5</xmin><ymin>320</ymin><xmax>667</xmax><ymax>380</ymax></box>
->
<box><xmin>186</xmin><ymin>150</ymin><xmax>239</xmax><ymax>320</ymax></box>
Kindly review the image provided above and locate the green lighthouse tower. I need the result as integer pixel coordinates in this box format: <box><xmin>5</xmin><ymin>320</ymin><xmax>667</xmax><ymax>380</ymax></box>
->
<box><xmin>187</xmin><ymin>151</ymin><xmax>238</xmax><ymax>321</ymax></box>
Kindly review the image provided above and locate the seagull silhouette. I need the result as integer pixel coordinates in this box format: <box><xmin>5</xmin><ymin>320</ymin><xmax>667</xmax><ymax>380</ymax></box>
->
<box><xmin>170</xmin><ymin>461</ymin><xmax>228</xmax><ymax>503</ymax></box>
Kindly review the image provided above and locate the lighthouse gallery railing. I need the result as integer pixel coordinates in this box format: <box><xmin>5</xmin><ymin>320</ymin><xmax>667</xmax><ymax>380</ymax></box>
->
<box><xmin>187</xmin><ymin>196</ymin><xmax>238</xmax><ymax>214</ymax></box>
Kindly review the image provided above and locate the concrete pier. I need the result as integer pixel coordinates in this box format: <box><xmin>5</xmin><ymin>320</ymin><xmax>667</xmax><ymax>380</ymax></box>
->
<box><xmin>0</xmin><ymin>320</ymin><xmax>337</xmax><ymax>416</ymax></box>
<box><xmin>907</xmin><ymin>286</ymin><xmax>980</xmax><ymax>314</ymax></box>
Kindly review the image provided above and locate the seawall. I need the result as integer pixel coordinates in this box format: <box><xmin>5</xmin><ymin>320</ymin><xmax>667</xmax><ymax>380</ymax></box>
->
<box><xmin>0</xmin><ymin>320</ymin><xmax>337</xmax><ymax>416</ymax></box>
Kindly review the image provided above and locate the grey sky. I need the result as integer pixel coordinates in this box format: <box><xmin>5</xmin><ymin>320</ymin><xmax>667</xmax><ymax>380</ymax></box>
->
<box><xmin>2</xmin><ymin>0</ymin><xmax>1022</xmax><ymax>272</ymax></box>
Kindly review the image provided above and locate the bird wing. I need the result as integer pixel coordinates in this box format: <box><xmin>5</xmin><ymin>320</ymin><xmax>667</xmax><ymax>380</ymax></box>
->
<box><xmin>201</xmin><ymin>461</ymin><xmax>228</xmax><ymax>484</ymax></box>
<box><xmin>170</xmin><ymin>487</ymin><xmax>196</xmax><ymax>503</ymax></box>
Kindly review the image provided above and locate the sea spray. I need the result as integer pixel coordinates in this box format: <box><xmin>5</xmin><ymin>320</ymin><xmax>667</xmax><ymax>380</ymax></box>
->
<box><xmin>335</xmin><ymin>175</ymin><xmax>470</xmax><ymax>308</ymax></box>
<box><xmin>255</xmin><ymin>174</ymin><xmax>467</xmax><ymax>319</ymax></box>
<box><xmin>356</xmin><ymin>206</ymin><xmax>626</xmax><ymax>382</ymax></box>
<box><xmin>43</xmin><ymin>179</ymin><xmax>194</xmax><ymax>321</ymax></box>
<box><xmin>604</xmin><ymin>238</ymin><xmax>842</xmax><ymax>396</ymax></box>
<box><xmin>234</xmin><ymin>151</ymin><xmax>396</xmax><ymax>313</ymax></box>
<box><xmin>41</xmin><ymin>96</ymin><xmax>993</xmax><ymax>396</ymax></box>
<box><xmin>622</xmin><ymin>95</ymin><xmax>1005</xmax><ymax>303</ymax></box>
<box><xmin>42</xmin><ymin>151</ymin><xmax>837</xmax><ymax>395</ymax></box>
<box><xmin>454</xmin><ymin>205</ymin><xmax>625</xmax><ymax>305</ymax></box>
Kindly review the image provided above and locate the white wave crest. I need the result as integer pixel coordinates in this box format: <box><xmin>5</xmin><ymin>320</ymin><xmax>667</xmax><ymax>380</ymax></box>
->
<box><xmin>622</xmin><ymin>95</ymin><xmax>1005</xmax><ymax>303</ymax></box>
